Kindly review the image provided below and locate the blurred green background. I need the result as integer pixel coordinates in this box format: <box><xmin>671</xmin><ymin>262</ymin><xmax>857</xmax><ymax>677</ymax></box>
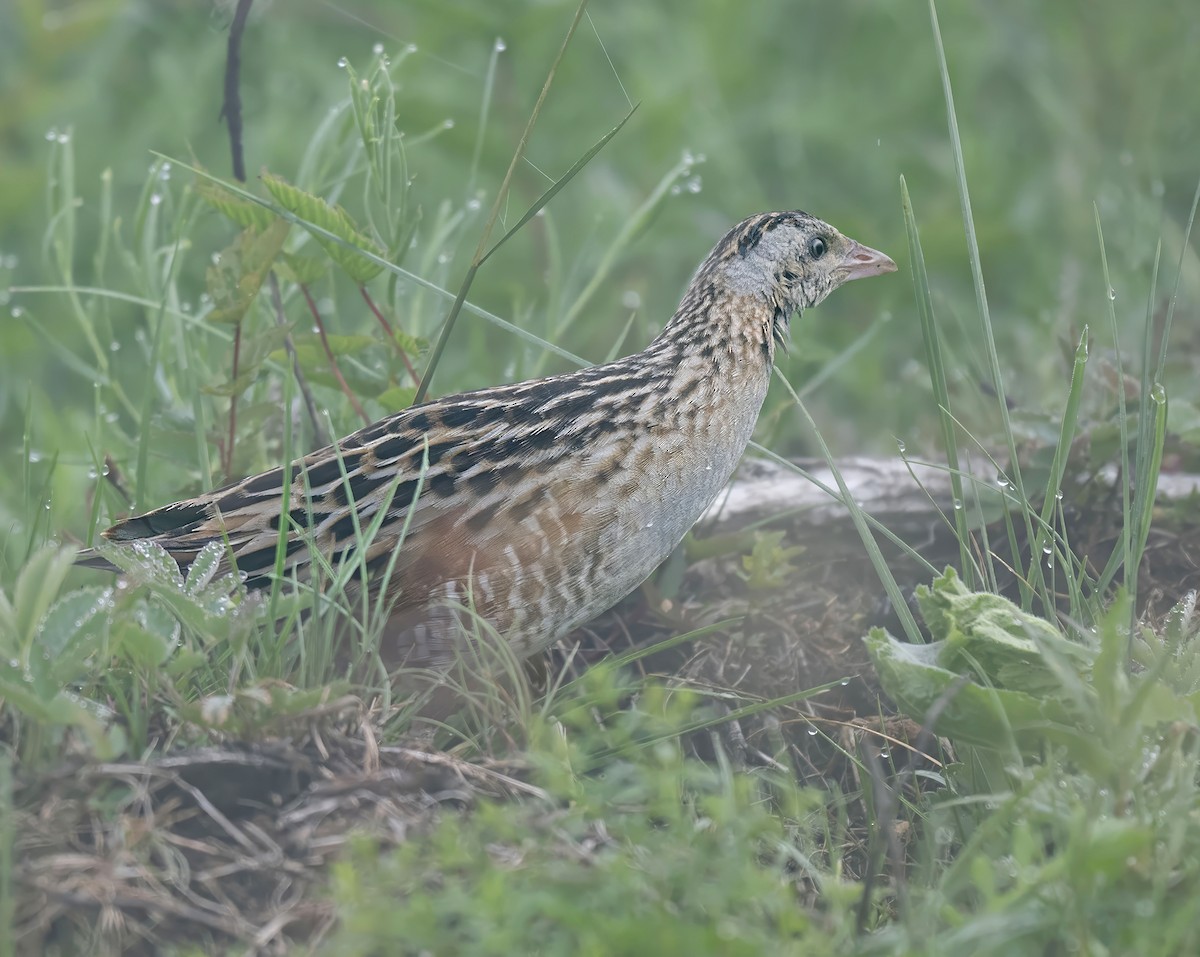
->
<box><xmin>1</xmin><ymin>0</ymin><xmax>1197</xmax><ymax>561</ymax></box>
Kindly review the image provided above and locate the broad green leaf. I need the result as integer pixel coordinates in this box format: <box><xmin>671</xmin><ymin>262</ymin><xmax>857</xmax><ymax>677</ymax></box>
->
<box><xmin>376</xmin><ymin>386</ymin><xmax>416</xmax><ymax>413</ymax></box>
<box><xmin>205</xmin><ymin>218</ymin><xmax>291</xmax><ymax>325</ymax></box>
<box><xmin>864</xmin><ymin>627</ymin><xmax>1084</xmax><ymax>753</ymax></box>
<box><xmin>37</xmin><ymin>585</ymin><xmax>112</xmax><ymax>687</ymax></box>
<box><xmin>279</xmin><ymin>251</ymin><xmax>328</xmax><ymax>286</ymax></box>
<box><xmin>14</xmin><ymin>545</ymin><xmax>78</xmax><ymax>651</ymax></box>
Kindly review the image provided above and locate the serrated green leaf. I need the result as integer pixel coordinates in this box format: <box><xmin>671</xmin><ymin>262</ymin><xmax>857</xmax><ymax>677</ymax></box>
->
<box><xmin>391</xmin><ymin>327</ymin><xmax>427</xmax><ymax>358</ymax></box>
<box><xmin>185</xmin><ymin>541</ymin><xmax>225</xmax><ymax>595</ymax></box>
<box><xmin>97</xmin><ymin>539</ymin><xmax>184</xmax><ymax>589</ymax></box>
<box><xmin>205</xmin><ymin>218</ymin><xmax>291</xmax><ymax>325</ymax></box>
<box><xmin>261</xmin><ymin>171</ymin><xmax>385</xmax><ymax>282</ymax></box>
<box><xmin>195</xmin><ymin>176</ymin><xmax>279</xmax><ymax>231</ymax></box>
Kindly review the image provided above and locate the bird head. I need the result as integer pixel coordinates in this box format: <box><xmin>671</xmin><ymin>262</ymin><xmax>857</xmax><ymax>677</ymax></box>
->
<box><xmin>711</xmin><ymin>210</ymin><xmax>897</xmax><ymax>346</ymax></box>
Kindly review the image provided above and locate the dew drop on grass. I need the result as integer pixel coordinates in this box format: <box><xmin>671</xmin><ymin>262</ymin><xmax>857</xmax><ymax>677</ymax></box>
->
<box><xmin>621</xmin><ymin>290</ymin><xmax>641</xmax><ymax>310</ymax></box>
<box><xmin>1055</xmin><ymin>489</ymin><xmax>1064</xmax><ymax>501</ymax></box>
<box><xmin>494</xmin><ymin>38</ymin><xmax>507</xmax><ymax>52</ymax></box>
<box><xmin>995</xmin><ymin>473</ymin><xmax>1010</xmax><ymax>488</ymax></box>
<box><xmin>10</xmin><ymin>306</ymin><xmax>23</xmax><ymax>318</ymax></box>
<box><xmin>1108</xmin><ymin>287</ymin><xmax>1117</xmax><ymax>301</ymax></box>
<box><xmin>953</xmin><ymin>499</ymin><xmax>963</xmax><ymax>511</ymax></box>
<box><xmin>686</xmin><ymin>176</ymin><xmax>702</xmax><ymax>193</ymax></box>
<box><xmin>896</xmin><ymin>439</ymin><xmax>906</xmax><ymax>453</ymax></box>
<box><xmin>337</xmin><ymin>56</ymin><xmax>348</xmax><ymax>68</ymax></box>
<box><xmin>45</xmin><ymin>127</ymin><xmax>58</xmax><ymax>141</ymax></box>
<box><xmin>442</xmin><ymin>118</ymin><xmax>455</xmax><ymax>129</ymax></box>
<box><xmin>1042</xmin><ymin>544</ymin><xmax>1052</xmax><ymax>555</ymax></box>
<box><xmin>806</xmin><ymin>727</ymin><xmax>818</xmax><ymax>736</ymax></box>
<box><xmin>466</xmin><ymin>197</ymin><xmax>482</xmax><ymax>212</ymax></box>
<box><xmin>373</xmin><ymin>42</ymin><xmax>384</xmax><ymax>55</ymax></box>
<box><xmin>56</xmin><ymin>132</ymin><xmax>70</xmax><ymax>144</ymax></box>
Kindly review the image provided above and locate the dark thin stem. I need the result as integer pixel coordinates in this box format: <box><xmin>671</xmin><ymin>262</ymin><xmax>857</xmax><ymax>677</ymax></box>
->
<box><xmin>220</xmin><ymin>0</ymin><xmax>254</xmax><ymax>477</ymax></box>
<box><xmin>360</xmin><ymin>285</ymin><xmax>419</xmax><ymax>385</ymax></box>
<box><xmin>221</xmin><ymin>0</ymin><xmax>254</xmax><ymax>183</ymax></box>
<box><xmin>269</xmin><ymin>271</ymin><xmax>330</xmax><ymax>447</ymax></box>
<box><xmin>300</xmin><ymin>284</ymin><xmax>370</xmax><ymax>425</ymax></box>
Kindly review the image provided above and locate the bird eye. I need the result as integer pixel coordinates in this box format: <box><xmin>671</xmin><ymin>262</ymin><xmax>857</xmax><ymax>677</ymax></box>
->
<box><xmin>808</xmin><ymin>236</ymin><xmax>828</xmax><ymax>260</ymax></box>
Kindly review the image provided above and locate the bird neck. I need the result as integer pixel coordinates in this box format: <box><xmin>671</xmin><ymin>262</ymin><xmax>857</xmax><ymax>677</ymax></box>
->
<box><xmin>645</xmin><ymin>279</ymin><xmax>780</xmax><ymax>379</ymax></box>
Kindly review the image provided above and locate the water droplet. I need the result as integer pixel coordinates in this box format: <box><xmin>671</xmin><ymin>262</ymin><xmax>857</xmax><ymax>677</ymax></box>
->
<box><xmin>995</xmin><ymin>473</ymin><xmax>1010</xmax><ymax>489</ymax></box>
<box><xmin>1055</xmin><ymin>489</ymin><xmax>1064</xmax><ymax>501</ymax></box>
<box><xmin>644</xmin><ymin>521</ymin><xmax>654</xmax><ymax>529</ymax></box>
<box><xmin>494</xmin><ymin>38</ymin><xmax>507</xmax><ymax>52</ymax></box>
<box><xmin>437</xmin><ymin>251</ymin><xmax>451</xmax><ymax>264</ymax></box>
<box><xmin>1108</xmin><ymin>287</ymin><xmax>1116</xmax><ymax>301</ymax></box>
<box><xmin>158</xmin><ymin>163</ymin><xmax>172</xmax><ymax>181</ymax></box>
<box><xmin>839</xmin><ymin>679</ymin><xmax>850</xmax><ymax>686</ymax></box>
<box><xmin>311</xmin><ymin>325</ymin><xmax>321</xmax><ymax>334</ymax></box>
<box><xmin>681</xmin><ymin>148</ymin><xmax>695</xmax><ymax>166</ymax></box>
<box><xmin>211</xmin><ymin>252</ymin><xmax>222</xmax><ymax>265</ymax></box>
<box><xmin>1042</xmin><ymin>544</ymin><xmax>1052</xmax><ymax>555</ymax></box>
<box><xmin>109</xmin><ymin>339</ymin><xmax>121</xmax><ymax>352</ymax></box>
<box><xmin>670</xmin><ymin>184</ymin><xmax>682</xmax><ymax>196</ymax></box>
<box><xmin>45</xmin><ymin>128</ymin><xmax>58</xmax><ymax>141</ymax></box>
<box><xmin>181</xmin><ymin>301</ymin><xmax>192</xmax><ymax>313</ymax></box>
<box><xmin>806</xmin><ymin>727</ymin><xmax>819</xmax><ymax>736</ymax></box>
<box><xmin>686</xmin><ymin>176</ymin><xmax>702</xmax><ymax>194</ymax></box>
<box><xmin>621</xmin><ymin>290</ymin><xmax>641</xmax><ymax>311</ymax></box>
<box><xmin>337</xmin><ymin>56</ymin><xmax>348</xmax><ymax>68</ymax></box>
<box><xmin>896</xmin><ymin>439</ymin><xmax>906</xmax><ymax>453</ymax></box>
<box><xmin>27</xmin><ymin>450</ymin><xmax>43</xmax><ymax>463</ymax></box>
<box><xmin>406</xmin><ymin>43</ymin><xmax>418</xmax><ymax>54</ymax></box>
<box><xmin>442</xmin><ymin>118</ymin><xmax>455</xmax><ymax>129</ymax></box>
<box><xmin>56</xmin><ymin>132</ymin><xmax>70</xmax><ymax>144</ymax></box>
<box><xmin>149</xmin><ymin>193</ymin><xmax>162</xmax><ymax>206</ymax></box>
<box><xmin>10</xmin><ymin>305</ymin><xmax>23</xmax><ymax>318</ymax></box>
<box><xmin>953</xmin><ymin>499</ymin><xmax>963</xmax><ymax>511</ymax></box>
<box><xmin>373</xmin><ymin>42</ymin><xmax>384</xmax><ymax>55</ymax></box>
<box><xmin>466</xmin><ymin>197</ymin><xmax>482</xmax><ymax>212</ymax></box>
<box><xmin>876</xmin><ymin>137</ymin><xmax>881</xmax><ymax>147</ymax></box>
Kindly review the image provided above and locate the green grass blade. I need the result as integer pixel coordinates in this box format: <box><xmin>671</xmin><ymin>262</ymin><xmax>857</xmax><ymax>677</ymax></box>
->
<box><xmin>927</xmin><ymin>0</ymin><xmax>1046</xmax><ymax>610</ymax></box>
<box><xmin>901</xmin><ymin>176</ymin><xmax>973</xmax><ymax>586</ymax></box>
<box><xmin>415</xmin><ymin>0</ymin><xmax>593</xmax><ymax>403</ymax></box>
<box><xmin>477</xmin><ymin>103</ymin><xmax>639</xmax><ymax>269</ymax></box>
<box><xmin>772</xmin><ymin>369</ymin><xmax>923</xmax><ymax>644</ymax></box>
